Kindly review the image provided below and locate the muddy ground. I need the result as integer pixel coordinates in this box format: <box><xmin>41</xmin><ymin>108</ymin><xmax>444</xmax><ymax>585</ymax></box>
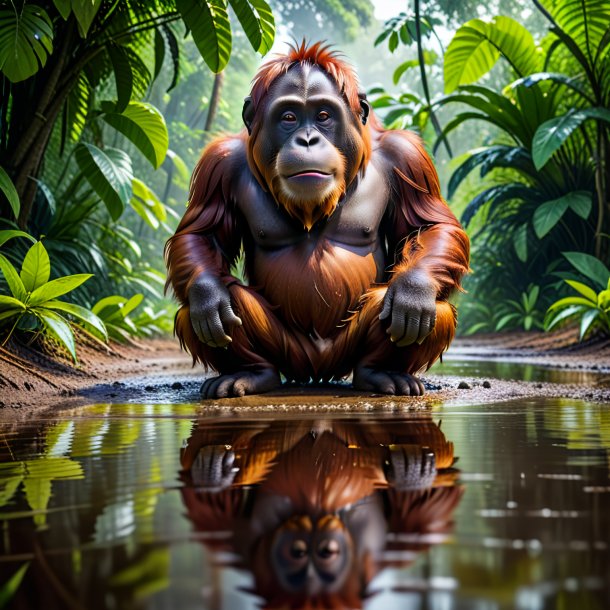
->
<box><xmin>0</xmin><ymin>326</ymin><xmax>609</xmax><ymax>420</ymax></box>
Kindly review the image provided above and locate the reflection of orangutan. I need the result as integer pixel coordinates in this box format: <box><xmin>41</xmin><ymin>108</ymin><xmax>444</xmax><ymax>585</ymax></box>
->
<box><xmin>180</xmin><ymin>416</ymin><xmax>463</xmax><ymax>608</ymax></box>
<box><xmin>165</xmin><ymin>41</ymin><xmax>470</xmax><ymax>398</ymax></box>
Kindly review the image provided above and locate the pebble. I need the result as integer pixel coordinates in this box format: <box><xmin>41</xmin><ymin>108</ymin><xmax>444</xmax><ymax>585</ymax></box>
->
<box><xmin>171</xmin><ymin>382</ymin><xmax>184</xmax><ymax>390</ymax></box>
<box><xmin>145</xmin><ymin>385</ymin><xmax>155</xmax><ymax>391</ymax></box>
<box><xmin>482</xmin><ymin>380</ymin><xmax>491</xmax><ymax>388</ymax></box>
<box><xmin>458</xmin><ymin>381</ymin><xmax>471</xmax><ymax>389</ymax></box>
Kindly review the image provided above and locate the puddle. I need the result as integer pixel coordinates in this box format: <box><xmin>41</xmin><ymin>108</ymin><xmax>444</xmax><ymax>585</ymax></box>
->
<box><xmin>431</xmin><ymin>357</ymin><xmax>610</xmax><ymax>385</ymax></box>
<box><xmin>1</xmin><ymin>398</ymin><xmax>609</xmax><ymax>609</ymax></box>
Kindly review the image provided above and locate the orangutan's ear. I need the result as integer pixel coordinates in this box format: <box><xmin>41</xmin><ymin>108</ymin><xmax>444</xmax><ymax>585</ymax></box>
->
<box><xmin>242</xmin><ymin>96</ymin><xmax>255</xmax><ymax>134</ymax></box>
<box><xmin>359</xmin><ymin>96</ymin><xmax>371</xmax><ymax>126</ymax></box>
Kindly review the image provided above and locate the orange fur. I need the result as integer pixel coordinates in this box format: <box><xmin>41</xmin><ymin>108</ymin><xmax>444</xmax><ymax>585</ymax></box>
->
<box><xmin>165</xmin><ymin>42</ymin><xmax>470</xmax><ymax>382</ymax></box>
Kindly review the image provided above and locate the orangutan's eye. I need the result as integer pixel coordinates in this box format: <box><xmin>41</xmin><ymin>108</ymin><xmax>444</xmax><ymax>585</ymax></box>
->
<box><xmin>317</xmin><ymin>111</ymin><xmax>330</xmax><ymax>123</ymax></box>
<box><xmin>281</xmin><ymin>112</ymin><xmax>297</xmax><ymax>124</ymax></box>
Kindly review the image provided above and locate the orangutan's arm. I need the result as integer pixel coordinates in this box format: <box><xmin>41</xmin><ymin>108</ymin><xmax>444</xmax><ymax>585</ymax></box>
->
<box><xmin>165</xmin><ymin>135</ymin><xmax>246</xmax><ymax>346</ymax></box>
<box><xmin>379</xmin><ymin>130</ymin><xmax>470</xmax><ymax>346</ymax></box>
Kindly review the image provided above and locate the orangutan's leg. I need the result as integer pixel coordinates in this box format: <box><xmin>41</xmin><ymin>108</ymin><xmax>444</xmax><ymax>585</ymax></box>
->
<box><xmin>340</xmin><ymin>287</ymin><xmax>456</xmax><ymax>396</ymax></box>
<box><xmin>175</xmin><ymin>282</ymin><xmax>313</xmax><ymax>397</ymax></box>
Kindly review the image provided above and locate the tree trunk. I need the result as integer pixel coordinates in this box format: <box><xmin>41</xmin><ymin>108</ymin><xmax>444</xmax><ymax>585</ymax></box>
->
<box><xmin>204</xmin><ymin>71</ymin><xmax>225</xmax><ymax>132</ymax></box>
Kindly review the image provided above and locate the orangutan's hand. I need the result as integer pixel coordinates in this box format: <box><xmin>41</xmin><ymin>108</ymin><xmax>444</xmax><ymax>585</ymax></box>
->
<box><xmin>188</xmin><ymin>274</ymin><xmax>242</xmax><ymax>348</ymax></box>
<box><xmin>384</xmin><ymin>444</ymin><xmax>437</xmax><ymax>490</ymax></box>
<box><xmin>190</xmin><ymin>445</ymin><xmax>239</xmax><ymax>491</ymax></box>
<box><xmin>380</xmin><ymin>270</ymin><xmax>437</xmax><ymax>346</ymax></box>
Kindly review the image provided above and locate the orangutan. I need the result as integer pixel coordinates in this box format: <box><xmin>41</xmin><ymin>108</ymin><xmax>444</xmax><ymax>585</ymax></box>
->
<box><xmin>165</xmin><ymin>41</ymin><xmax>470</xmax><ymax>397</ymax></box>
<box><xmin>180</xmin><ymin>416</ymin><xmax>463</xmax><ymax>608</ymax></box>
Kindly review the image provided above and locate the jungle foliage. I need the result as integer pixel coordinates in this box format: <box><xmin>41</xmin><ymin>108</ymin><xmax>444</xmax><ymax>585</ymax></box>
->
<box><xmin>0</xmin><ymin>0</ymin><xmax>608</xmax><ymax>362</ymax></box>
<box><xmin>376</xmin><ymin>0</ymin><xmax>610</xmax><ymax>337</ymax></box>
<box><xmin>0</xmin><ymin>0</ymin><xmax>275</xmax><ymax>357</ymax></box>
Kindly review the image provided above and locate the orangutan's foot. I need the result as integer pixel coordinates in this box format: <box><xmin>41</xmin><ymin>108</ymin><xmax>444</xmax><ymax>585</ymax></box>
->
<box><xmin>200</xmin><ymin>368</ymin><xmax>281</xmax><ymax>398</ymax></box>
<box><xmin>353</xmin><ymin>365</ymin><xmax>425</xmax><ymax>396</ymax></box>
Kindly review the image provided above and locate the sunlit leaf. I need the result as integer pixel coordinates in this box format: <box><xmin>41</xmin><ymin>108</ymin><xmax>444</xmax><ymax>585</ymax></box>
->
<box><xmin>0</xmin><ymin>254</ymin><xmax>27</xmax><ymax>301</ymax></box>
<box><xmin>36</xmin><ymin>310</ymin><xmax>77</xmax><ymax>360</ymax></box>
<box><xmin>544</xmin><ymin>304</ymin><xmax>582</xmax><ymax>330</ymax></box>
<box><xmin>565</xmin><ymin>280</ymin><xmax>598</xmax><ymax>302</ymax></box>
<box><xmin>0</xmin><ymin>294</ymin><xmax>26</xmax><ymax>310</ymax></box>
<box><xmin>20</xmin><ymin>241</ymin><xmax>50</xmax><ymax>292</ymax></box>
<box><xmin>579</xmin><ymin>308</ymin><xmax>599</xmax><ymax>339</ymax></box>
<box><xmin>44</xmin><ymin>300</ymin><xmax>108</xmax><ymax>341</ymax></box>
<box><xmin>63</xmin><ymin>72</ymin><xmax>92</xmax><ymax>146</ymax></box>
<box><xmin>177</xmin><ymin>0</ymin><xmax>232</xmax><ymax>73</ymax></box>
<box><xmin>444</xmin><ymin>16</ymin><xmax>542</xmax><ymax>93</ymax></box>
<box><xmin>0</xmin><ymin>230</ymin><xmax>35</xmax><ymax>249</ymax></box>
<box><xmin>228</xmin><ymin>0</ymin><xmax>275</xmax><ymax>54</ymax></box>
<box><xmin>29</xmin><ymin>274</ymin><xmax>93</xmax><ymax>306</ymax></box>
<box><xmin>75</xmin><ymin>143</ymin><xmax>133</xmax><ymax>220</ymax></box>
<box><xmin>102</xmin><ymin>102</ymin><xmax>169</xmax><ymax>169</ymax></box>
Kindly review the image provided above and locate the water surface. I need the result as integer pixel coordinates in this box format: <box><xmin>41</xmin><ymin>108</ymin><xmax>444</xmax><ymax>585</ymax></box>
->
<box><xmin>1</xmin><ymin>398</ymin><xmax>609</xmax><ymax>609</ymax></box>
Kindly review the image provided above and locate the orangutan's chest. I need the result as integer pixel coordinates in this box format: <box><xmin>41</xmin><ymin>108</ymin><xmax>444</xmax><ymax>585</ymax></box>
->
<box><xmin>235</xmin><ymin>162</ymin><xmax>390</xmax><ymax>250</ymax></box>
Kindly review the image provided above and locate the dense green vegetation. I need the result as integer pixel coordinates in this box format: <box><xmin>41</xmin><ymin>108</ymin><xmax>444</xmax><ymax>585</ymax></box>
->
<box><xmin>0</xmin><ymin>0</ymin><xmax>608</xmax><ymax>363</ymax></box>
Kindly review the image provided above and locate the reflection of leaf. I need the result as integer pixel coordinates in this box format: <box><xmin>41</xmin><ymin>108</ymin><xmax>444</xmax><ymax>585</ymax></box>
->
<box><xmin>134</xmin><ymin>458</ymin><xmax>162</xmax><ymax>518</ymax></box>
<box><xmin>71</xmin><ymin>419</ymin><xmax>108</xmax><ymax>457</ymax></box>
<box><xmin>0</xmin><ymin>562</ymin><xmax>30</xmax><ymax>608</ymax></box>
<box><xmin>23</xmin><ymin>477</ymin><xmax>51</xmax><ymax>528</ymax></box>
<box><xmin>21</xmin><ymin>458</ymin><xmax>84</xmax><ymax>528</ymax></box>
<box><xmin>110</xmin><ymin>548</ymin><xmax>170</xmax><ymax>599</ymax></box>
<box><xmin>0</xmin><ymin>475</ymin><xmax>23</xmax><ymax>508</ymax></box>
<box><xmin>102</xmin><ymin>419</ymin><xmax>142</xmax><ymax>455</ymax></box>
<box><xmin>45</xmin><ymin>421</ymin><xmax>74</xmax><ymax>456</ymax></box>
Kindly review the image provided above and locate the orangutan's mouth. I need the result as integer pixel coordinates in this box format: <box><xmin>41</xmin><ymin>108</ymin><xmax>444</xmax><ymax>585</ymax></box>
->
<box><xmin>287</xmin><ymin>170</ymin><xmax>333</xmax><ymax>179</ymax></box>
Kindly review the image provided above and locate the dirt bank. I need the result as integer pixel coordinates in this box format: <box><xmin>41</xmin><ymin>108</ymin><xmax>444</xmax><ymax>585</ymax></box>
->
<box><xmin>1</xmin><ymin>327</ymin><xmax>609</xmax><ymax>420</ymax></box>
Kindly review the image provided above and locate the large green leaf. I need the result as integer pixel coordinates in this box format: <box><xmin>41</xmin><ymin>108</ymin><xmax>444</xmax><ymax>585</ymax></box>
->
<box><xmin>565</xmin><ymin>280</ymin><xmax>598</xmax><ymax>302</ymax></box>
<box><xmin>20</xmin><ymin>241</ymin><xmax>51</xmax><ymax>293</ymax></box>
<box><xmin>579</xmin><ymin>308</ymin><xmax>599</xmax><ymax>339</ymax></box>
<box><xmin>513</xmin><ymin>223</ymin><xmax>528</xmax><ymax>262</ymax></box>
<box><xmin>0</xmin><ymin>5</ymin><xmax>53</xmax><ymax>82</ymax></box>
<box><xmin>108</xmin><ymin>45</ymin><xmax>133</xmax><ymax>113</ymax></box>
<box><xmin>0</xmin><ymin>167</ymin><xmax>19</xmax><ymax>219</ymax></box>
<box><xmin>53</xmin><ymin>0</ymin><xmax>71</xmax><ymax>20</ymax></box>
<box><xmin>44</xmin><ymin>300</ymin><xmax>108</xmax><ymax>340</ymax></box>
<box><xmin>0</xmin><ymin>294</ymin><xmax>26</xmax><ymax>311</ymax></box>
<box><xmin>36</xmin><ymin>311</ymin><xmax>77</xmax><ymax>360</ymax></box>
<box><xmin>131</xmin><ymin>178</ymin><xmax>166</xmax><ymax>230</ymax></box>
<box><xmin>563</xmin><ymin>252</ymin><xmax>610</xmax><ymax>290</ymax></box>
<box><xmin>546</xmin><ymin>0</ymin><xmax>610</xmax><ymax>60</ymax></box>
<box><xmin>0</xmin><ymin>229</ymin><xmax>35</xmax><ymax>249</ymax></box>
<box><xmin>444</xmin><ymin>16</ymin><xmax>542</xmax><ymax>93</ymax></box>
<box><xmin>228</xmin><ymin>0</ymin><xmax>275</xmax><ymax>54</ymax></box>
<box><xmin>177</xmin><ymin>0</ymin><xmax>232</xmax><ymax>73</ymax></box>
<box><xmin>29</xmin><ymin>274</ymin><xmax>93</xmax><ymax>306</ymax></box>
<box><xmin>72</xmin><ymin>0</ymin><xmax>102</xmax><ymax>38</ymax></box>
<box><xmin>63</xmin><ymin>72</ymin><xmax>91</xmax><ymax>146</ymax></box>
<box><xmin>75</xmin><ymin>144</ymin><xmax>133</xmax><ymax>220</ymax></box>
<box><xmin>533</xmin><ymin>192</ymin><xmax>588</xmax><ymax>238</ymax></box>
<box><xmin>101</xmin><ymin>102</ymin><xmax>169</xmax><ymax>169</ymax></box>
<box><xmin>532</xmin><ymin>107</ymin><xmax>610</xmax><ymax>169</ymax></box>
<box><xmin>0</xmin><ymin>253</ymin><xmax>26</xmax><ymax>301</ymax></box>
